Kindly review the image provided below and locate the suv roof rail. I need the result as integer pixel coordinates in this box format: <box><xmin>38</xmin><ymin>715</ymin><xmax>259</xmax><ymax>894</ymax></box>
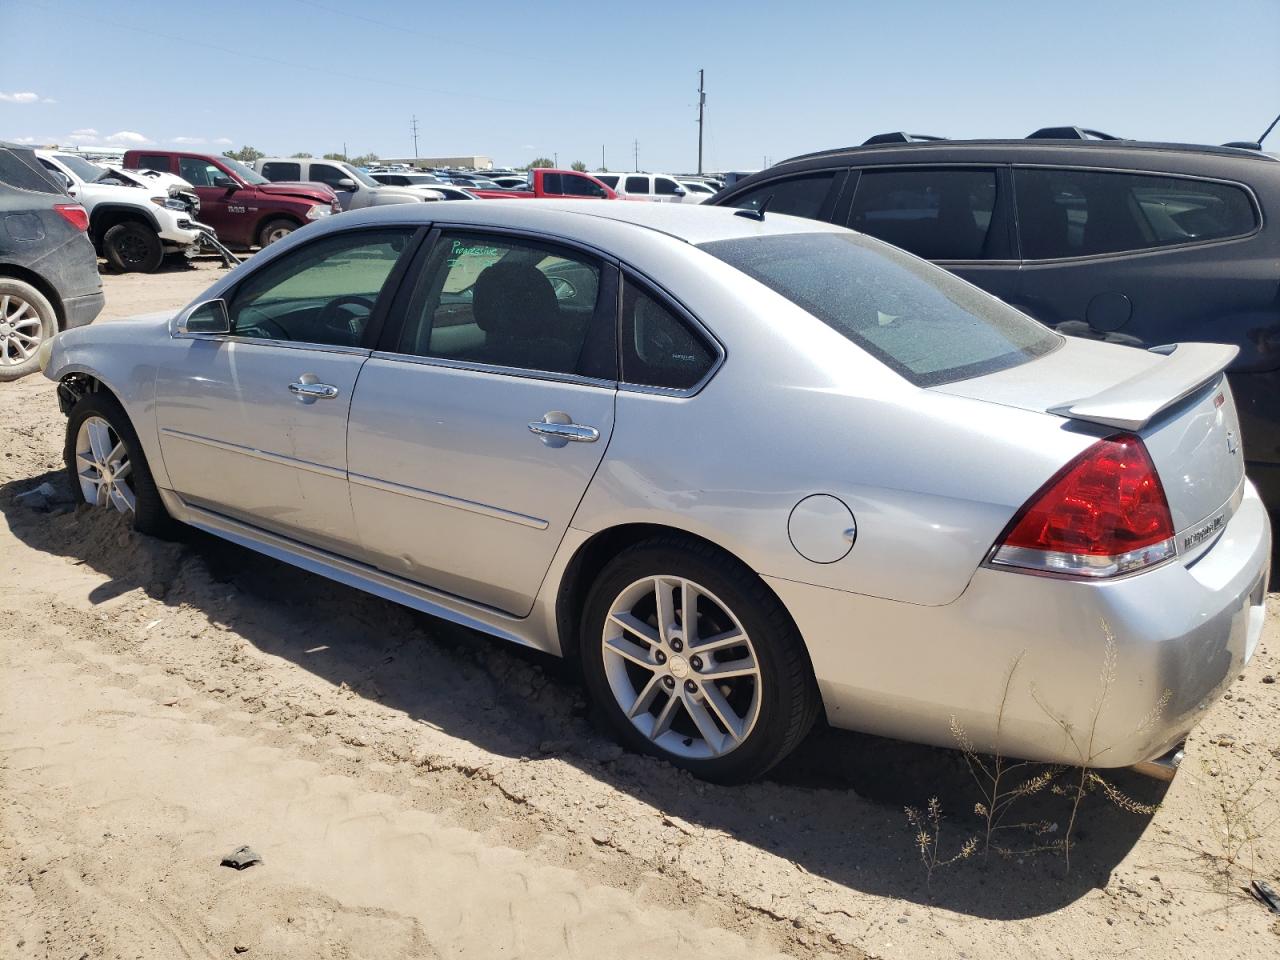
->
<box><xmin>1027</xmin><ymin>126</ymin><xmax>1124</xmax><ymax>141</ymax></box>
<box><xmin>861</xmin><ymin>132</ymin><xmax>947</xmax><ymax>145</ymax></box>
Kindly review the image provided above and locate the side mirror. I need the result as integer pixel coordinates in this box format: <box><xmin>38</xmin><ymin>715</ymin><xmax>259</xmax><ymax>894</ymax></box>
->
<box><xmin>213</xmin><ymin>176</ymin><xmax>237</xmax><ymax>189</ymax></box>
<box><xmin>55</xmin><ymin>171</ymin><xmax>73</xmax><ymax>192</ymax></box>
<box><xmin>673</xmin><ymin>186</ymin><xmax>687</xmax><ymax>197</ymax></box>
<box><xmin>337</xmin><ymin>178</ymin><xmax>357</xmax><ymax>190</ymax></box>
<box><xmin>175</xmin><ymin>298</ymin><xmax>231</xmax><ymax>335</ymax></box>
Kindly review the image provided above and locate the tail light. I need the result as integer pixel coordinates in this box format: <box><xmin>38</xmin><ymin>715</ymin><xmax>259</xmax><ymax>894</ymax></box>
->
<box><xmin>989</xmin><ymin>433</ymin><xmax>1176</xmax><ymax>578</ymax></box>
<box><xmin>53</xmin><ymin>203</ymin><xmax>89</xmax><ymax>232</ymax></box>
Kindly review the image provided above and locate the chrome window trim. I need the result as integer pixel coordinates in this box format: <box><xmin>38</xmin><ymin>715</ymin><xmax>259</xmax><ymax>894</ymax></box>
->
<box><xmin>170</xmin><ymin>329</ymin><xmax>372</xmax><ymax>357</ymax></box>
<box><xmin>368</xmin><ymin>349</ymin><xmax>617</xmax><ymax>390</ymax></box>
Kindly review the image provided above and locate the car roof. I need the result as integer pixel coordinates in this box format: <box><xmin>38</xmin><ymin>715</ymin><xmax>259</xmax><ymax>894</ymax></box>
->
<box><xmin>776</xmin><ymin>138</ymin><xmax>1280</xmax><ymax>168</ymax></box>
<box><xmin>315</xmin><ymin>195</ymin><xmax>848</xmax><ymax>247</ymax></box>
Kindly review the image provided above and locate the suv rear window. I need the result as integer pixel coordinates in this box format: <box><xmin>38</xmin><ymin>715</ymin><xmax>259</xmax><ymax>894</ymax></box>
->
<box><xmin>849</xmin><ymin>168</ymin><xmax>998</xmax><ymax>260</ymax></box>
<box><xmin>0</xmin><ymin>147</ymin><xmax>61</xmax><ymax>193</ymax></box>
<box><xmin>700</xmin><ymin>232</ymin><xmax>1060</xmax><ymax>386</ymax></box>
<box><xmin>1014</xmin><ymin>168</ymin><xmax>1258</xmax><ymax>259</ymax></box>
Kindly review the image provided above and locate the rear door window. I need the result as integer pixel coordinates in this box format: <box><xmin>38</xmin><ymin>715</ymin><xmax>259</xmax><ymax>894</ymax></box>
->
<box><xmin>620</xmin><ymin>279</ymin><xmax>716</xmax><ymax>390</ymax></box>
<box><xmin>700</xmin><ymin>232</ymin><xmax>1059</xmax><ymax>386</ymax></box>
<box><xmin>727</xmin><ymin>172</ymin><xmax>839</xmax><ymax>220</ymax></box>
<box><xmin>848</xmin><ymin>168</ymin><xmax>999</xmax><ymax>261</ymax></box>
<box><xmin>624</xmin><ymin>176</ymin><xmax>650</xmax><ymax>194</ymax></box>
<box><xmin>542</xmin><ymin>172</ymin><xmax>564</xmax><ymax>194</ymax></box>
<box><xmin>1014</xmin><ymin>168</ymin><xmax>1258</xmax><ymax>260</ymax></box>
<box><xmin>134</xmin><ymin>154</ymin><xmax>172</xmax><ymax>173</ymax></box>
<box><xmin>261</xmin><ymin>161</ymin><xmax>301</xmax><ymax>181</ymax></box>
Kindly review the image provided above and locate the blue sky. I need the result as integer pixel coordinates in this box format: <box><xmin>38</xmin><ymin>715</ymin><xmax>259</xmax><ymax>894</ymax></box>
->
<box><xmin>3</xmin><ymin>0</ymin><xmax>1278</xmax><ymax>171</ymax></box>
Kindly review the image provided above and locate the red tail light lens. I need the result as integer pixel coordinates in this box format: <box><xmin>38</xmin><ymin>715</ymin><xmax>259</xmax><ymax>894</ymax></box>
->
<box><xmin>53</xmin><ymin>203</ymin><xmax>89</xmax><ymax>232</ymax></box>
<box><xmin>990</xmin><ymin>434</ymin><xmax>1176</xmax><ymax>578</ymax></box>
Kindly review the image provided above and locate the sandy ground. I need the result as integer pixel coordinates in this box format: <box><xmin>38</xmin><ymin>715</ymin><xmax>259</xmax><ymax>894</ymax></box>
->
<box><xmin>2</xmin><ymin>259</ymin><xmax>1279</xmax><ymax>959</ymax></box>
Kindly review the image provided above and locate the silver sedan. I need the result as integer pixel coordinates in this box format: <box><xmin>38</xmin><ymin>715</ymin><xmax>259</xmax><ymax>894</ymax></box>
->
<box><xmin>42</xmin><ymin>200</ymin><xmax>1270</xmax><ymax>782</ymax></box>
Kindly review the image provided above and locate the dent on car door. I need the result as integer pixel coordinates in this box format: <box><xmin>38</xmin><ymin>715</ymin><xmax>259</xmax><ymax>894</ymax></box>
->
<box><xmin>154</xmin><ymin>228</ymin><xmax>418</xmax><ymax>553</ymax></box>
<box><xmin>346</xmin><ymin>230</ymin><xmax>619</xmax><ymax>616</ymax></box>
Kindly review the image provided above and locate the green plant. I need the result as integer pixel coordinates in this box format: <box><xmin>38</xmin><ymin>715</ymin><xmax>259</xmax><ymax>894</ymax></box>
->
<box><xmin>528</xmin><ymin>157</ymin><xmax>554</xmax><ymax>169</ymax></box>
<box><xmin>570</xmin><ymin>160</ymin><xmax>588</xmax><ymax>172</ymax></box>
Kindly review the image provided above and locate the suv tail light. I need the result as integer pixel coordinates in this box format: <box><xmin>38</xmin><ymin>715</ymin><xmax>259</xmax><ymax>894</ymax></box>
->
<box><xmin>989</xmin><ymin>433</ymin><xmax>1176</xmax><ymax>578</ymax></box>
<box><xmin>53</xmin><ymin>203</ymin><xmax>89</xmax><ymax>232</ymax></box>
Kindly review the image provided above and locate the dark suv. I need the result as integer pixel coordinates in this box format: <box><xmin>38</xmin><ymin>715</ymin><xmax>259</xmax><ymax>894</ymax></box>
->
<box><xmin>709</xmin><ymin>130</ymin><xmax>1280</xmax><ymax>502</ymax></box>
<box><xmin>0</xmin><ymin>141</ymin><xmax>102</xmax><ymax>382</ymax></box>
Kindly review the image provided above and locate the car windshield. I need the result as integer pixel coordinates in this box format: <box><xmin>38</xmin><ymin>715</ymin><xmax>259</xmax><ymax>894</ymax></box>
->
<box><xmin>700</xmin><ymin>232</ymin><xmax>1061</xmax><ymax>386</ymax></box>
<box><xmin>402</xmin><ymin>174</ymin><xmax>439</xmax><ymax>185</ymax></box>
<box><xmin>342</xmin><ymin>164</ymin><xmax>380</xmax><ymax>188</ymax></box>
<box><xmin>219</xmin><ymin>156</ymin><xmax>268</xmax><ymax>184</ymax></box>
<box><xmin>54</xmin><ymin>153</ymin><xmax>110</xmax><ymax>183</ymax></box>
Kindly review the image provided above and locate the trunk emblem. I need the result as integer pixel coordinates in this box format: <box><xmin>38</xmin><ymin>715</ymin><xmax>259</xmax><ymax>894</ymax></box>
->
<box><xmin>1227</xmin><ymin>430</ymin><xmax>1239</xmax><ymax>454</ymax></box>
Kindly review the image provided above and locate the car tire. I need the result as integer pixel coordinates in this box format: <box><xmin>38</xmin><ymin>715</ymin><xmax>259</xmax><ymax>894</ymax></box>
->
<box><xmin>257</xmin><ymin>218</ymin><xmax>297</xmax><ymax>248</ymax></box>
<box><xmin>0</xmin><ymin>277</ymin><xmax>56</xmax><ymax>383</ymax></box>
<box><xmin>103</xmin><ymin>221</ymin><xmax>164</xmax><ymax>273</ymax></box>
<box><xmin>63</xmin><ymin>391</ymin><xmax>179</xmax><ymax>539</ymax></box>
<box><xmin>580</xmin><ymin>536</ymin><xmax>820</xmax><ymax>783</ymax></box>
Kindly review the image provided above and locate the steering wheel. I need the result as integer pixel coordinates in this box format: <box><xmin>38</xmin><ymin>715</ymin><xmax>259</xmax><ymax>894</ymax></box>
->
<box><xmin>316</xmin><ymin>295</ymin><xmax>376</xmax><ymax>339</ymax></box>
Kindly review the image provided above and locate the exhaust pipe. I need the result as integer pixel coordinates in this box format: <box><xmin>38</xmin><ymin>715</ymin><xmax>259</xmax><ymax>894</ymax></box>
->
<box><xmin>1130</xmin><ymin>743</ymin><xmax>1184</xmax><ymax>782</ymax></box>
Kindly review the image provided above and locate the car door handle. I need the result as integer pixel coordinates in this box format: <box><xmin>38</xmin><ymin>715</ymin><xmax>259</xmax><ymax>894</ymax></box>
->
<box><xmin>289</xmin><ymin>381</ymin><xmax>339</xmax><ymax>400</ymax></box>
<box><xmin>528</xmin><ymin>418</ymin><xmax>599</xmax><ymax>443</ymax></box>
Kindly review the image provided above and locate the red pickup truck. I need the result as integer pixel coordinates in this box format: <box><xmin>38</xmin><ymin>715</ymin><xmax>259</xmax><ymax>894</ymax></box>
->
<box><xmin>471</xmin><ymin>169</ymin><xmax>616</xmax><ymax>200</ymax></box>
<box><xmin>122</xmin><ymin>149</ymin><xmax>341</xmax><ymax>249</ymax></box>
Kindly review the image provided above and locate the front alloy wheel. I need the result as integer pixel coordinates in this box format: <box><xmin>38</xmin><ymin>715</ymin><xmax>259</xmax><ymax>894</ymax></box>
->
<box><xmin>603</xmin><ymin>576</ymin><xmax>762</xmax><ymax>759</ymax></box>
<box><xmin>75</xmin><ymin>416</ymin><xmax>135</xmax><ymax>514</ymax></box>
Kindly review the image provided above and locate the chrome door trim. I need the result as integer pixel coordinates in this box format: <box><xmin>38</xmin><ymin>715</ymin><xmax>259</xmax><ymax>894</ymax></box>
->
<box><xmin>168</xmin><ymin>328</ymin><xmax>374</xmax><ymax>356</ymax></box>
<box><xmin>368</xmin><ymin>350</ymin><xmax>617</xmax><ymax>390</ymax></box>
<box><xmin>348</xmin><ymin>471</ymin><xmax>550</xmax><ymax>530</ymax></box>
<box><xmin>160</xmin><ymin>427</ymin><xmax>347</xmax><ymax>481</ymax></box>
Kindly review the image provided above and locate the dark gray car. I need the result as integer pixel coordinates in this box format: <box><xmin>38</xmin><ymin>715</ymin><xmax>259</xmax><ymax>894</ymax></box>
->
<box><xmin>0</xmin><ymin>140</ymin><xmax>103</xmax><ymax>381</ymax></box>
<box><xmin>708</xmin><ymin>132</ymin><xmax>1280</xmax><ymax>504</ymax></box>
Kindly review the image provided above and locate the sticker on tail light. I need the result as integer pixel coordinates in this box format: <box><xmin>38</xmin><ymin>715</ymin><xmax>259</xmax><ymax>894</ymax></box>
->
<box><xmin>988</xmin><ymin>433</ymin><xmax>1177</xmax><ymax>578</ymax></box>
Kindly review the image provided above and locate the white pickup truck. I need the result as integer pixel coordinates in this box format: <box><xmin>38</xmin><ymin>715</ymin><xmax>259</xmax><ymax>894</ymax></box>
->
<box><xmin>36</xmin><ymin>151</ymin><xmax>214</xmax><ymax>272</ymax></box>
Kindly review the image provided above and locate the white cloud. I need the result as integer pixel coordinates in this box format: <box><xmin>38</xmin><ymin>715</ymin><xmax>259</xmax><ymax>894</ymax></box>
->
<box><xmin>171</xmin><ymin>136</ymin><xmax>206</xmax><ymax>145</ymax></box>
<box><xmin>11</xmin><ymin>136</ymin><xmax>39</xmax><ymax>144</ymax></box>
<box><xmin>212</xmin><ymin>137</ymin><xmax>233</xmax><ymax>145</ymax></box>
<box><xmin>105</xmin><ymin>130</ymin><xmax>152</xmax><ymax>145</ymax></box>
<box><xmin>0</xmin><ymin>91</ymin><xmax>41</xmax><ymax>104</ymax></box>
<box><xmin>67</xmin><ymin>128</ymin><xmax>99</xmax><ymax>143</ymax></box>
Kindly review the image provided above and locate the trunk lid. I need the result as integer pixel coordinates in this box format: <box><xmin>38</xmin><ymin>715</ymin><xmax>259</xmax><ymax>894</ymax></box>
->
<box><xmin>937</xmin><ymin>337</ymin><xmax>1246</xmax><ymax>542</ymax></box>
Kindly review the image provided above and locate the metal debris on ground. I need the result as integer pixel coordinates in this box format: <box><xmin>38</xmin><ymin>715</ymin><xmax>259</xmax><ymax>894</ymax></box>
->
<box><xmin>1249</xmin><ymin>879</ymin><xmax>1280</xmax><ymax>914</ymax></box>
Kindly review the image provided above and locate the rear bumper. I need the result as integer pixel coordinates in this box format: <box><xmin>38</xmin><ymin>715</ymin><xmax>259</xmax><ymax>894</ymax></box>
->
<box><xmin>768</xmin><ymin>480</ymin><xmax>1271</xmax><ymax>768</ymax></box>
<box><xmin>61</xmin><ymin>290</ymin><xmax>104</xmax><ymax>330</ymax></box>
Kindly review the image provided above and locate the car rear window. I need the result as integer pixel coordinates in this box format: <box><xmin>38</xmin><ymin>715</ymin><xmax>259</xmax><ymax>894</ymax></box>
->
<box><xmin>699</xmin><ymin>232</ymin><xmax>1060</xmax><ymax>386</ymax></box>
<box><xmin>0</xmin><ymin>147</ymin><xmax>61</xmax><ymax>193</ymax></box>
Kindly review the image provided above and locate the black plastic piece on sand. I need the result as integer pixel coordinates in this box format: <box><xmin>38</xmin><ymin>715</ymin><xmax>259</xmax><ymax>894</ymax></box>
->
<box><xmin>220</xmin><ymin>845</ymin><xmax>263</xmax><ymax>870</ymax></box>
<box><xmin>1249</xmin><ymin>879</ymin><xmax>1280</xmax><ymax>914</ymax></box>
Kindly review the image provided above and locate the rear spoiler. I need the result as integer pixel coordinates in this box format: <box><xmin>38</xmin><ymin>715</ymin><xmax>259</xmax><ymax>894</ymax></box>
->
<box><xmin>1048</xmin><ymin>342</ymin><xmax>1238</xmax><ymax>430</ymax></box>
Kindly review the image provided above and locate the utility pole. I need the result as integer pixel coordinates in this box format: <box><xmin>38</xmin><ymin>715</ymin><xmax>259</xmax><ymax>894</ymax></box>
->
<box><xmin>411</xmin><ymin>115</ymin><xmax>419</xmax><ymax>158</ymax></box>
<box><xmin>633</xmin><ymin>139</ymin><xmax>639</xmax><ymax>171</ymax></box>
<box><xmin>696</xmin><ymin>68</ymin><xmax>705</xmax><ymax>175</ymax></box>
<box><xmin>554</xmin><ymin>151</ymin><xmax>558</xmax><ymax>167</ymax></box>
<box><xmin>601</xmin><ymin>144</ymin><xmax>605</xmax><ymax>170</ymax></box>
<box><xmin>343</xmin><ymin>141</ymin><xmax>348</xmax><ymax>161</ymax></box>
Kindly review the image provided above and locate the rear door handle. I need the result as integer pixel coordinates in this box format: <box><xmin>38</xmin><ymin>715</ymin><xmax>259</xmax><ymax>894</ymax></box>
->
<box><xmin>528</xmin><ymin>416</ymin><xmax>599</xmax><ymax>444</ymax></box>
<box><xmin>289</xmin><ymin>381</ymin><xmax>339</xmax><ymax>401</ymax></box>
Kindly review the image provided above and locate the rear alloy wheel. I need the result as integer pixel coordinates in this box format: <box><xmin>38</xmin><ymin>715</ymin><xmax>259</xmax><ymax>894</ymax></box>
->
<box><xmin>0</xmin><ymin>279</ymin><xmax>56</xmax><ymax>383</ymax></box>
<box><xmin>581</xmin><ymin>538</ymin><xmax>820</xmax><ymax>782</ymax></box>
<box><xmin>103</xmin><ymin>221</ymin><xmax>164</xmax><ymax>273</ymax></box>
<box><xmin>257</xmin><ymin>218</ymin><xmax>297</xmax><ymax>248</ymax></box>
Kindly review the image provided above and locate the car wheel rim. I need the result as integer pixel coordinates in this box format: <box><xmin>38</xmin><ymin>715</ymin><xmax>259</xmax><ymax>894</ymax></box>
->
<box><xmin>0</xmin><ymin>293</ymin><xmax>43</xmax><ymax>366</ymax></box>
<box><xmin>118</xmin><ymin>233</ymin><xmax>148</xmax><ymax>265</ymax></box>
<box><xmin>264</xmin><ymin>226</ymin><xmax>292</xmax><ymax>244</ymax></box>
<box><xmin>75</xmin><ymin>416</ymin><xmax>136</xmax><ymax>515</ymax></box>
<box><xmin>602</xmin><ymin>575</ymin><xmax>762</xmax><ymax>760</ymax></box>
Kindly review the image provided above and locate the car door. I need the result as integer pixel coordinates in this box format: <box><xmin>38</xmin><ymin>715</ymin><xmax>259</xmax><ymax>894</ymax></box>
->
<box><xmin>346</xmin><ymin>228</ymin><xmax>619</xmax><ymax>616</ymax></box>
<box><xmin>844</xmin><ymin>164</ymin><xmax>1019</xmax><ymax>305</ymax></box>
<box><xmin>176</xmin><ymin>156</ymin><xmax>246</xmax><ymax>245</ymax></box>
<box><xmin>154</xmin><ymin>227</ymin><xmax>419</xmax><ymax>555</ymax></box>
